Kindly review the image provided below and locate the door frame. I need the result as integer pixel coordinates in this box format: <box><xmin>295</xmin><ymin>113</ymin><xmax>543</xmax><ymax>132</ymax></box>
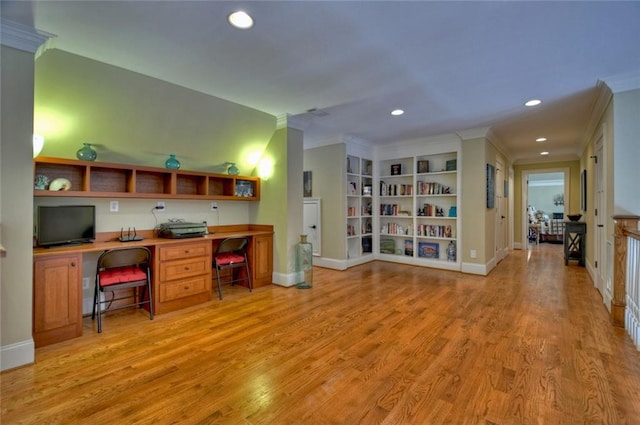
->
<box><xmin>303</xmin><ymin>197</ymin><xmax>322</xmax><ymax>256</ymax></box>
<box><xmin>522</xmin><ymin>167</ymin><xmax>570</xmax><ymax>251</ymax></box>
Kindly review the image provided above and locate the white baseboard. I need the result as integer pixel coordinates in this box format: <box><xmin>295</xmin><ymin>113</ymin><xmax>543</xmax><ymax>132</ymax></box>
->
<box><xmin>461</xmin><ymin>262</ymin><xmax>489</xmax><ymax>275</ymax></box>
<box><xmin>313</xmin><ymin>257</ymin><xmax>348</xmax><ymax>270</ymax></box>
<box><xmin>272</xmin><ymin>271</ymin><xmax>301</xmax><ymax>287</ymax></box>
<box><xmin>1</xmin><ymin>339</ymin><xmax>35</xmax><ymax>371</ymax></box>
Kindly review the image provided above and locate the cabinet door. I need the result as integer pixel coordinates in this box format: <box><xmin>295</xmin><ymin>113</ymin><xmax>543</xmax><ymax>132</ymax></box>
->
<box><xmin>33</xmin><ymin>254</ymin><xmax>82</xmax><ymax>347</ymax></box>
<box><xmin>252</xmin><ymin>235</ymin><xmax>273</xmax><ymax>287</ymax></box>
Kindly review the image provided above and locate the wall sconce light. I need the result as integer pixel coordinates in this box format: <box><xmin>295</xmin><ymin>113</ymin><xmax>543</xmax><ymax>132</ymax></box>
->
<box><xmin>258</xmin><ymin>158</ymin><xmax>274</xmax><ymax>181</ymax></box>
<box><xmin>33</xmin><ymin>134</ymin><xmax>45</xmax><ymax>157</ymax></box>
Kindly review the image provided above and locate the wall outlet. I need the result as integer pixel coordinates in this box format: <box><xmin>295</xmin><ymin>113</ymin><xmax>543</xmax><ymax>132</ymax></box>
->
<box><xmin>110</xmin><ymin>201</ymin><xmax>119</xmax><ymax>212</ymax></box>
<box><xmin>82</xmin><ymin>277</ymin><xmax>90</xmax><ymax>290</ymax></box>
<box><xmin>470</xmin><ymin>249</ymin><xmax>477</xmax><ymax>259</ymax></box>
<box><xmin>156</xmin><ymin>201</ymin><xmax>165</xmax><ymax>210</ymax></box>
<box><xmin>211</xmin><ymin>202</ymin><xmax>218</xmax><ymax>211</ymax></box>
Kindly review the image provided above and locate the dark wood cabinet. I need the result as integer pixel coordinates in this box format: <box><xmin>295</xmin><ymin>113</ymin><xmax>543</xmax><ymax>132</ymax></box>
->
<box><xmin>564</xmin><ymin>221</ymin><xmax>586</xmax><ymax>266</ymax></box>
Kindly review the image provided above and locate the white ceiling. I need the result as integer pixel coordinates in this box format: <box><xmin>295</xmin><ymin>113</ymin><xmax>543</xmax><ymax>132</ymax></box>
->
<box><xmin>3</xmin><ymin>1</ymin><xmax>640</xmax><ymax>163</ymax></box>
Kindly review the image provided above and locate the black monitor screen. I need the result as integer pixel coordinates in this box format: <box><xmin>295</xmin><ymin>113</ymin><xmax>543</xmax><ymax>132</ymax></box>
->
<box><xmin>37</xmin><ymin>205</ymin><xmax>96</xmax><ymax>247</ymax></box>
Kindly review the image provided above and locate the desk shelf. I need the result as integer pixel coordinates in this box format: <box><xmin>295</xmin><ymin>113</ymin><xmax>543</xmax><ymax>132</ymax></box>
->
<box><xmin>34</xmin><ymin>157</ymin><xmax>260</xmax><ymax>201</ymax></box>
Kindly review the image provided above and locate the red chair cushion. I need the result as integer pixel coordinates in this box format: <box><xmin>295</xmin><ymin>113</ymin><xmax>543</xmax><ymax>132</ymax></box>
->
<box><xmin>100</xmin><ymin>266</ymin><xmax>147</xmax><ymax>287</ymax></box>
<box><xmin>216</xmin><ymin>253</ymin><xmax>245</xmax><ymax>266</ymax></box>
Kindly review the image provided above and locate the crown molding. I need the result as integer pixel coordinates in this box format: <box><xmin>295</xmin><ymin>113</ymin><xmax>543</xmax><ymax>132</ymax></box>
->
<box><xmin>579</xmin><ymin>80</ymin><xmax>613</xmax><ymax>156</ymax></box>
<box><xmin>0</xmin><ymin>19</ymin><xmax>54</xmax><ymax>54</ymax></box>
<box><xmin>276</xmin><ymin>113</ymin><xmax>307</xmax><ymax>131</ymax></box>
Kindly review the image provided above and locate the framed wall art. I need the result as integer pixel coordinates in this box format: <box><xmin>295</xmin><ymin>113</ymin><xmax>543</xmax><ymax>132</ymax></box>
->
<box><xmin>486</xmin><ymin>163</ymin><xmax>495</xmax><ymax>209</ymax></box>
<box><xmin>581</xmin><ymin>169</ymin><xmax>587</xmax><ymax>212</ymax></box>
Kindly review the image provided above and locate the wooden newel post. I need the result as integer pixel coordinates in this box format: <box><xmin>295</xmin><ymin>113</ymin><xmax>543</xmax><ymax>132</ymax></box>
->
<box><xmin>611</xmin><ymin>215</ymin><xmax>640</xmax><ymax>327</ymax></box>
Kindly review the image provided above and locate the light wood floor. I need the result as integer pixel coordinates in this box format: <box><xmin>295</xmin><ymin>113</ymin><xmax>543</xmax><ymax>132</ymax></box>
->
<box><xmin>2</xmin><ymin>244</ymin><xmax>640</xmax><ymax>424</ymax></box>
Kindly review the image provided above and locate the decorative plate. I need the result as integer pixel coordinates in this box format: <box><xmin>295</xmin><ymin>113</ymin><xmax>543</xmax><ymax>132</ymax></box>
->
<box><xmin>49</xmin><ymin>177</ymin><xmax>72</xmax><ymax>191</ymax></box>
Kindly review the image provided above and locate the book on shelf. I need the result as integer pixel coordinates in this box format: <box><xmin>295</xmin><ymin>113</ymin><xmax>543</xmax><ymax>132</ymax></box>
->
<box><xmin>404</xmin><ymin>239</ymin><xmax>414</xmax><ymax>256</ymax></box>
<box><xmin>380</xmin><ymin>239</ymin><xmax>395</xmax><ymax>254</ymax></box>
<box><xmin>418</xmin><ymin>242</ymin><xmax>440</xmax><ymax>259</ymax></box>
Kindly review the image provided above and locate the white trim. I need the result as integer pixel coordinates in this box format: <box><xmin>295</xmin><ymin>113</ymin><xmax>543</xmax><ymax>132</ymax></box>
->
<box><xmin>0</xmin><ymin>19</ymin><xmax>53</xmax><ymax>53</ymax></box>
<box><xmin>0</xmin><ymin>339</ymin><xmax>35</xmax><ymax>371</ymax></box>
<box><xmin>522</xmin><ymin>167</ymin><xmax>570</xmax><ymax>252</ymax></box>
<box><xmin>313</xmin><ymin>256</ymin><xmax>348</xmax><ymax>270</ymax></box>
<box><xmin>461</xmin><ymin>262</ymin><xmax>488</xmax><ymax>275</ymax></box>
<box><xmin>271</xmin><ymin>271</ymin><xmax>299</xmax><ymax>287</ymax></box>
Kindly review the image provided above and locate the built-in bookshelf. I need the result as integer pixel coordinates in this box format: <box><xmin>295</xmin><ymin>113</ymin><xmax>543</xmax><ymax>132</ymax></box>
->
<box><xmin>377</xmin><ymin>150</ymin><xmax>460</xmax><ymax>270</ymax></box>
<box><xmin>346</xmin><ymin>154</ymin><xmax>373</xmax><ymax>261</ymax></box>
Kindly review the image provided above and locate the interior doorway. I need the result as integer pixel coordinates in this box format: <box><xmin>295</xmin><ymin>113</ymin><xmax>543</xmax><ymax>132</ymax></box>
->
<box><xmin>523</xmin><ymin>169</ymin><xmax>569</xmax><ymax>249</ymax></box>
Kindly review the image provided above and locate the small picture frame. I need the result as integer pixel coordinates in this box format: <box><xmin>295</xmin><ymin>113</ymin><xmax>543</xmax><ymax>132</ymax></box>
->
<box><xmin>417</xmin><ymin>160</ymin><xmax>429</xmax><ymax>174</ymax></box>
<box><xmin>380</xmin><ymin>239</ymin><xmax>395</xmax><ymax>254</ymax></box>
<box><xmin>418</xmin><ymin>242</ymin><xmax>440</xmax><ymax>259</ymax></box>
<box><xmin>390</xmin><ymin>164</ymin><xmax>402</xmax><ymax>176</ymax></box>
<box><xmin>235</xmin><ymin>180</ymin><xmax>254</xmax><ymax>197</ymax></box>
<box><xmin>446</xmin><ymin>159</ymin><xmax>457</xmax><ymax>171</ymax></box>
<box><xmin>303</xmin><ymin>171</ymin><xmax>312</xmax><ymax>197</ymax></box>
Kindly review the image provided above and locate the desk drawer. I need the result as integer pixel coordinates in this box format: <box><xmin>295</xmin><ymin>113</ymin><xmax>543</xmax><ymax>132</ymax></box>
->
<box><xmin>159</xmin><ymin>276</ymin><xmax>208</xmax><ymax>302</ymax></box>
<box><xmin>160</xmin><ymin>257</ymin><xmax>210</xmax><ymax>281</ymax></box>
<box><xmin>159</xmin><ymin>242</ymin><xmax>211</xmax><ymax>261</ymax></box>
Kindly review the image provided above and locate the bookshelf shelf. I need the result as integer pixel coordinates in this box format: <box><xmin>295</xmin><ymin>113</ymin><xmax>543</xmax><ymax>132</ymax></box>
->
<box><xmin>34</xmin><ymin>157</ymin><xmax>260</xmax><ymax>201</ymax></box>
<box><xmin>377</xmin><ymin>150</ymin><xmax>460</xmax><ymax>268</ymax></box>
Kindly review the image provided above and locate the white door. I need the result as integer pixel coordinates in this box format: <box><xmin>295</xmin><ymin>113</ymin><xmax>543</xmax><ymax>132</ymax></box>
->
<box><xmin>594</xmin><ymin>136</ymin><xmax>605</xmax><ymax>297</ymax></box>
<box><xmin>303</xmin><ymin>198</ymin><xmax>321</xmax><ymax>256</ymax></box>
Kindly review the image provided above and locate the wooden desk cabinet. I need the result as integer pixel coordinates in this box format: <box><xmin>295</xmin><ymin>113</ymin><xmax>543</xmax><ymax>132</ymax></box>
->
<box><xmin>155</xmin><ymin>240</ymin><xmax>212</xmax><ymax>314</ymax></box>
<box><xmin>33</xmin><ymin>253</ymin><xmax>82</xmax><ymax>347</ymax></box>
<box><xmin>252</xmin><ymin>234</ymin><xmax>273</xmax><ymax>287</ymax></box>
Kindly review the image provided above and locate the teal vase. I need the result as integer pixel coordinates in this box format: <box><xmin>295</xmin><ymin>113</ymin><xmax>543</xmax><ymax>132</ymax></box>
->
<box><xmin>165</xmin><ymin>154</ymin><xmax>180</xmax><ymax>169</ymax></box>
<box><xmin>76</xmin><ymin>143</ymin><xmax>97</xmax><ymax>161</ymax></box>
<box><xmin>227</xmin><ymin>163</ymin><xmax>240</xmax><ymax>175</ymax></box>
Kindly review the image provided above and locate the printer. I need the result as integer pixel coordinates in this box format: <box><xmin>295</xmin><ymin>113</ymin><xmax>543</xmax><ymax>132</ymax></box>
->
<box><xmin>158</xmin><ymin>221</ymin><xmax>208</xmax><ymax>239</ymax></box>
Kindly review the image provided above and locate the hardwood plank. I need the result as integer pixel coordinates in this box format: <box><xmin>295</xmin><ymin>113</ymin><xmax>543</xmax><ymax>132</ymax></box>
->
<box><xmin>3</xmin><ymin>244</ymin><xmax>640</xmax><ymax>424</ymax></box>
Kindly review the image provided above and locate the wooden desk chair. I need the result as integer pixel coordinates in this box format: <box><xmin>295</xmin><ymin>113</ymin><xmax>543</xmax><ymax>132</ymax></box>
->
<box><xmin>213</xmin><ymin>237</ymin><xmax>252</xmax><ymax>300</ymax></box>
<box><xmin>92</xmin><ymin>246</ymin><xmax>153</xmax><ymax>333</ymax></box>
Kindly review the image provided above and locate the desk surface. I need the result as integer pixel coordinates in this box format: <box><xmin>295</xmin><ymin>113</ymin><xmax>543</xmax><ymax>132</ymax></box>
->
<box><xmin>34</xmin><ymin>224</ymin><xmax>273</xmax><ymax>257</ymax></box>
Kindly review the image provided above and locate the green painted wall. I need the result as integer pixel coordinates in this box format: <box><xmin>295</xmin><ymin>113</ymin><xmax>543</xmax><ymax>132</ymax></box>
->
<box><xmin>303</xmin><ymin>143</ymin><xmax>347</xmax><ymax>260</ymax></box>
<box><xmin>35</xmin><ymin>49</ymin><xmax>276</xmax><ymax>173</ymax></box>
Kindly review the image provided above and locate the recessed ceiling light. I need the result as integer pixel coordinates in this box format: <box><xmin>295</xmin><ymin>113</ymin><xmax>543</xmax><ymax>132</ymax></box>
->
<box><xmin>391</xmin><ymin>109</ymin><xmax>404</xmax><ymax>116</ymax></box>
<box><xmin>540</xmin><ymin>151</ymin><xmax>549</xmax><ymax>156</ymax></box>
<box><xmin>228</xmin><ymin>11</ymin><xmax>254</xmax><ymax>29</ymax></box>
<box><xmin>525</xmin><ymin>99</ymin><xmax>542</xmax><ymax>107</ymax></box>
<box><xmin>536</xmin><ymin>137</ymin><xmax>547</xmax><ymax>142</ymax></box>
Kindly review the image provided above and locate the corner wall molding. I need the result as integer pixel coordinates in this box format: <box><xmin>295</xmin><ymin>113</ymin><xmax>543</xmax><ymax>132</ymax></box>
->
<box><xmin>0</xmin><ymin>19</ymin><xmax>54</xmax><ymax>54</ymax></box>
<box><xmin>276</xmin><ymin>113</ymin><xmax>306</xmax><ymax>131</ymax></box>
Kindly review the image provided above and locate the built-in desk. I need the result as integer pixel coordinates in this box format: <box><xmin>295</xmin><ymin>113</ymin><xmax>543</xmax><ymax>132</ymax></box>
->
<box><xmin>33</xmin><ymin>224</ymin><xmax>273</xmax><ymax>347</ymax></box>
